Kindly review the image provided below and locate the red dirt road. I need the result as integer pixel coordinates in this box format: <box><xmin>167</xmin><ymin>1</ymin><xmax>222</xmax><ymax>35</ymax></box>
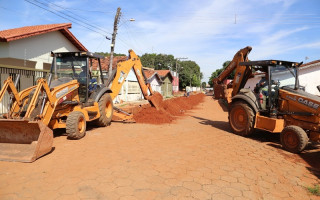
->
<box><xmin>0</xmin><ymin>95</ymin><xmax>319</xmax><ymax>200</ymax></box>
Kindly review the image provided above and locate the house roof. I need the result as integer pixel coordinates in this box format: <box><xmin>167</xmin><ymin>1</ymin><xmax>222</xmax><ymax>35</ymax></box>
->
<box><xmin>91</xmin><ymin>56</ymin><xmax>127</xmax><ymax>71</ymax></box>
<box><xmin>155</xmin><ymin>70</ymin><xmax>173</xmax><ymax>78</ymax></box>
<box><xmin>300</xmin><ymin>59</ymin><xmax>320</xmax><ymax>68</ymax></box>
<box><xmin>143</xmin><ymin>70</ymin><xmax>162</xmax><ymax>81</ymax></box>
<box><xmin>0</xmin><ymin>23</ymin><xmax>87</xmax><ymax>51</ymax></box>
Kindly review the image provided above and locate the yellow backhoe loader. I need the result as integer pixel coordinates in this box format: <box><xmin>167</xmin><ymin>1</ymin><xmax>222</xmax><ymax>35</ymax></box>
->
<box><xmin>214</xmin><ymin>47</ymin><xmax>320</xmax><ymax>153</ymax></box>
<box><xmin>0</xmin><ymin>52</ymin><xmax>113</xmax><ymax>162</ymax></box>
<box><xmin>107</xmin><ymin>49</ymin><xmax>164</xmax><ymax>121</ymax></box>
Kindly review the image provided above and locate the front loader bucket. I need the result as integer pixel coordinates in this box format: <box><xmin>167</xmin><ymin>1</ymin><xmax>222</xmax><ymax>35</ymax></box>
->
<box><xmin>0</xmin><ymin>120</ymin><xmax>53</xmax><ymax>162</ymax></box>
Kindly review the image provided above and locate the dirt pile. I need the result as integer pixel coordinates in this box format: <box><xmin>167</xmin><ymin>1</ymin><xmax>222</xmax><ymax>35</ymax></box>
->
<box><xmin>133</xmin><ymin>93</ymin><xmax>205</xmax><ymax>124</ymax></box>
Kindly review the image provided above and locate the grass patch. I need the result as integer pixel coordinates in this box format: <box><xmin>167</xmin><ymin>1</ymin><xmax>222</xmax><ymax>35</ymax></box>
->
<box><xmin>306</xmin><ymin>184</ymin><xmax>320</xmax><ymax>196</ymax></box>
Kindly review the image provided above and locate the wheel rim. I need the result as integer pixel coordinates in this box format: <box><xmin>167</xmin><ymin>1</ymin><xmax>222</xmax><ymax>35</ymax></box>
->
<box><xmin>230</xmin><ymin>105</ymin><xmax>248</xmax><ymax>132</ymax></box>
<box><xmin>105</xmin><ymin>100</ymin><xmax>112</xmax><ymax>118</ymax></box>
<box><xmin>283</xmin><ymin>131</ymin><xmax>299</xmax><ymax>149</ymax></box>
<box><xmin>78</xmin><ymin>117</ymin><xmax>85</xmax><ymax>133</ymax></box>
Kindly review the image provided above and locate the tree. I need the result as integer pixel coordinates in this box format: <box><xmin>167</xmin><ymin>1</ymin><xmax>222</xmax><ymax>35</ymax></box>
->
<box><xmin>179</xmin><ymin>60</ymin><xmax>201</xmax><ymax>88</ymax></box>
<box><xmin>140</xmin><ymin>53</ymin><xmax>202</xmax><ymax>89</ymax></box>
<box><xmin>140</xmin><ymin>53</ymin><xmax>175</xmax><ymax>69</ymax></box>
<box><xmin>140</xmin><ymin>53</ymin><xmax>157</xmax><ymax>68</ymax></box>
<box><xmin>201</xmin><ymin>82</ymin><xmax>207</xmax><ymax>89</ymax></box>
<box><xmin>208</xmin><ymin>60</ymin><xmax>232</xmax><ymax>87</ymax></box>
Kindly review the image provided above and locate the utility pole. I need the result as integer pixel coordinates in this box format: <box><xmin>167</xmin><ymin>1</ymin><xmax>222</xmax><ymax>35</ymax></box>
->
<box><xmin>175</xmin><ymin>57</ymin><xmax>187</xmax><ymax>76</ymax></box>
<box><xmin>108</xmin><ymin>7</ymin><xmax>121</xmax><ymax>78</ymax></box>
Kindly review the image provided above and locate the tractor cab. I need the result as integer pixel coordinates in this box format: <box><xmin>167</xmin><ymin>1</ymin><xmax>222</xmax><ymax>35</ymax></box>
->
<box><xmin>240</xmin><ymin>60</ymin><xmax>301</xmax><ymax>114</ymax></box>
<box><xmin>51</xmin><ymin>52</ymin><xmax>105</xmax><ymax>103</ymax></box>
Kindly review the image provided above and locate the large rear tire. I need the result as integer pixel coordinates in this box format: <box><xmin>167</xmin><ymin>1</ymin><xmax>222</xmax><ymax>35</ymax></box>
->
<box><xmin>95</xmin><ymin>93</ymin><xmax>113</xmax><ymax>127</ymax></box>
<box><xmin>280</xmin><ymin>125</ymin><xmax>308</xmax><ymax>153</ymax></box>
<box><xmin>66</xmin><ymin>111</ymin><xmax>86</xmax><ymax>140</ymax></box>
<box><xmin>229</xmin><ymin>101</ymin><xmax>255</xmax><ymax>136</ymax></box>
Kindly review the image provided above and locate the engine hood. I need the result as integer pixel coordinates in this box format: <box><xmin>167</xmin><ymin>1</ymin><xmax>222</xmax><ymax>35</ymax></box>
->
<box><xmin>281</xmin><ymin>86</ymin><xmax>320</xmax><ymax>103</ymax></box>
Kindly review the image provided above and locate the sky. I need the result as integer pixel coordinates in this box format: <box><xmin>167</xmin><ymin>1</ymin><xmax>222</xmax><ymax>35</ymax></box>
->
<box><xmin>1</xmin><ymin>0</ymin><xmax>320</xmax><ymax>83</ymax></box>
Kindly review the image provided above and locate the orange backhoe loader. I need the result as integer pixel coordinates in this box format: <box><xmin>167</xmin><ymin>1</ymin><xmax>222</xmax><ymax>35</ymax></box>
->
<box><xmin>0</xmin><ymin>52</ymin><xmax>113</xmax><ymax>162</ymax></box>
<box><xmin>107</xmin><ymin>49</ymin><xmax>163</xmax><ymax>121</ymax></box>
<box><xmin>214</xmin><ymin>47</ymin><xmax>320</xmax><ymax>153</ymax></box>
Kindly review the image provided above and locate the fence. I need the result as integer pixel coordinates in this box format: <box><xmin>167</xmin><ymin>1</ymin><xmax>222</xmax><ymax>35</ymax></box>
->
<box><xmin>0</xmin><ymin>67</ymin><xmax>48</xmax><ymax>114</ymax></box>
<box><xmin>186</xmin><ymin>86</ymin><xmax>201</xmax><ymax>92</ymax></box>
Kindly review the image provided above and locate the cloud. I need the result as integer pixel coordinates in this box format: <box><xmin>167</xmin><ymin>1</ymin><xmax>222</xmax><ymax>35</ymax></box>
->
<box><xmin>261</xmin><ymin>27</ymin><xmax>309</xmax><ymax>45</ymax></box>
<box><xmin>63</xmin><ymin>0</ymin><xmax>317</xmax><ymax>82</ymax></box>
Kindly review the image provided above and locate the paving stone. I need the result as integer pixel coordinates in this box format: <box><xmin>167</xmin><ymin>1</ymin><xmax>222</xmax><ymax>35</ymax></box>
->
<box><xmin>182</xmin><ymin>181</ymin><xmax>202</xmax><ymax>191</ymax></box>
<box><xmin>202</xmin><ymin>184</ymin><xmax>222</xmax><ymax>194</ymax></box>
<box><xmin>211</xmin><ymin>193</ymin><xmax>233</xmax><ymax>200</ymax></box>
<box><xmin>0</xmin><ymin>96</ymin><xmax>318</xmax><ymax>200</ymax></box>
<box><xmin>190</xmin><ymin>190</ymin><xmax>211</xmax><ymax>199</ymax></box>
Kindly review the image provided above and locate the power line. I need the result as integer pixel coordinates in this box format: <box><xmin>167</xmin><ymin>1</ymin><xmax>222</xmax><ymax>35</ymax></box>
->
<box><xmin>34</xmin><ymin>0</ymin><xmax>112</xmax><ymax>35</ymax></box>
<box><xmin>48</xmin><ymin>7</ymin><xmax>115</xmax><ymax>14</ymax></box>
<box><xmin>24</xmin><ymin>0</ymin><xmax>111</xmax><ymax>37</ymax></box>
<box><xmin>121</xmin><ymin>23</ymin><xmax>143</xmax><ymax>53</ymax></box>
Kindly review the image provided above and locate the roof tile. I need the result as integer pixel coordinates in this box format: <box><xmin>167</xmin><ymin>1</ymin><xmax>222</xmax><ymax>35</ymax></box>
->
<box><xmin>92</xmin><ymin>56</ymin><xmax>127</xmax><ymax>71</ymax></box>
<box><xmin>0</xmin><ymin>23</ymin><xmax>87</xmax><ymax>51</ymax></box>
<box><xmin>155</xmin><ymin>70</ymin><xmax>171</xmax><ymax>77</ymax></box>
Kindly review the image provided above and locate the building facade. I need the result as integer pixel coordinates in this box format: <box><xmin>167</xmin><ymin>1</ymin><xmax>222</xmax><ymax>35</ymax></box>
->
<box><xmin>0</xmin><ymin>23</ymin><xmax>87</xmax><ymax>113</ymax></box>
<box><xmin>156</xmin><ymin>70</ymin><xmax>173</xmax><ymax>97</ymax></box>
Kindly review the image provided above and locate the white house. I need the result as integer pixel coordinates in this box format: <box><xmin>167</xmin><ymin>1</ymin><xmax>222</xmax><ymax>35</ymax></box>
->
<box><xmin>114</xmin><ymin>69</ymin><xmax>164</xmax><ymax>103</ymax></box>
<box><xmin>113</xmin><ymin>69</ymin><xmax>147</xmax><ymax>103</ymax></box>
<box><xmin>244</xmin><ymin>60</ymin><xmax>320</xmax><ymax>95</ymax></box>
<box><xmin>0</xmin><ymin>23</ymin><xmax>87</xmax><ymax>112</ymax></box>
<box><xmin>0</xmin><ymin>23</ymin><xmax>87</xmax><ymax>70</ymax></box>
<box><xmin>144</xmin><ymin>70</ymin><xmax>162</xmax><ymax>94</ymax></box>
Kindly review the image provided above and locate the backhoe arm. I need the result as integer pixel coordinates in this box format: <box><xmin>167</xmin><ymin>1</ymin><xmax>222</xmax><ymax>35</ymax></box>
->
<box><xmin>213</xmin><ymin>46</ymin><xmax>252</xmax><ymax>85</ymax></box>
<box><xmin>213</xmin><ymin>46</ymin><xmax>252</xmax><ymax>101</ymax></box>
<box><xmin>110</xmin><ymin>49</ymin><xmax>153</xmax><ymax>100</ymax></box>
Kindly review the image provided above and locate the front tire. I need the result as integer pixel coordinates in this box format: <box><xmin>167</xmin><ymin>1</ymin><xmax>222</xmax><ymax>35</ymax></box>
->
<box><xmin>66</xmin><ymin>111</ymin><xmax>86</xmax><ymax>140</ymax></box>
<box><xmin>280</xmin><ymin>125</ymin><xmax>308</xmax><ymax>153</ymax></box>
<box><xmin>229</xmin><ymin>101</ymin><xmax>255</xmax><ymax>136</ymax></box>
<box><xmin>95</xmin><ymin>93</ymin><xmax>113</xmax><ymax>126</ymax></box>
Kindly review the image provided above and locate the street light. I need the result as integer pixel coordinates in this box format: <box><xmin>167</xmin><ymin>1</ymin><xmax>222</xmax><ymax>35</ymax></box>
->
<box><xmin>119</xmin><ymin>18</ymin><xmax>136</xmax><ymax>27</ymax></box>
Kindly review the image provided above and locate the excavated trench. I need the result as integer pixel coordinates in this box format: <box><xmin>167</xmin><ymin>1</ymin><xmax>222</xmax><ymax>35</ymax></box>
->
<box><xmin>132</xmin><ymin>93</ymin><xmax>206</xmax><ymax>124</ymax></box>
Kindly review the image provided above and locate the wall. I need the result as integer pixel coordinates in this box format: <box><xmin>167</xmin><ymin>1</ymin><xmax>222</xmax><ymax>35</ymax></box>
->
<box><xmin>2</xmin><ymin>31</ymin><xmax>79</xmax><ymax>70</ymax></box>
<box><xmin>299</xmin><ymin>64</ymin><xmax>320</xmax><ymax>95</ymax></box>
<box><xmin>186</xmin><ymin>86</ymin><xmax>201</xmax><ymax>92</ymax></box>
<box><xmin>147</xmin><ymin>75</ymin><xmax>162</xmax><ymax>93</ymax></box>
<box><xmin>161</xmin><ymin>76</ymin><xmax>173</xmax><ymax>97</ymax></box>
<box><xmin>0</xmin><ymin>42</ymin><xmax>9</xmax><ymax>57</ymax></box>
<box><xmin>113</xmin><ymin>69</ymin><xmax>144</xmax><ymax>103</ymax></box>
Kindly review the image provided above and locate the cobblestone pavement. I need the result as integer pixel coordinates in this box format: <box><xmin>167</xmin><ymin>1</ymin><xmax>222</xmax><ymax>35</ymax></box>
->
<box><xmin>0</xmin><ymin>96</ymin><xmax>319</xmax><ymax>200</ymax></box>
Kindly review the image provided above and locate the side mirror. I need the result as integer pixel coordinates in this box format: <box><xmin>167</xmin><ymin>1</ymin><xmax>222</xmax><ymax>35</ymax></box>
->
<box><xmin>317</xmin><ymin>85</ymin><xmax>320</xmax><ymax>93</ymax></box>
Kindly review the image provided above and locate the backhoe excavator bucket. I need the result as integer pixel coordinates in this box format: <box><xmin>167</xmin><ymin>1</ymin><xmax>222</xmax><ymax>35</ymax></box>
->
<box><xmin>0</xmin><ymin>120</ymin><xmax>53</xmax><ymax>162</ymax></box>
<box><xmin>147</xmin><ymin>92</ymin><xmax>164</xmax><ymax>110</ymax></box>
